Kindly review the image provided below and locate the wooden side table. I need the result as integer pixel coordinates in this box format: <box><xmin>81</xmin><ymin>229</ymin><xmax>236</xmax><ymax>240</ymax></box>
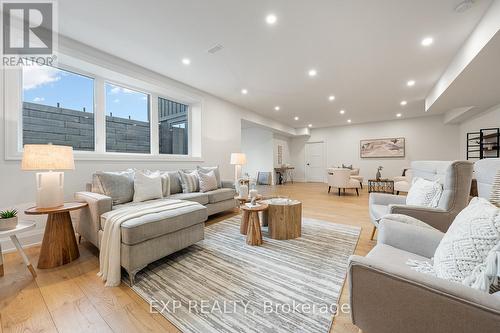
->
<box><xmin>240</xmin><ymin>203</ymin><xmax>268</xmax><ymax>246</ymax></box>
<box><xmin>25</xmin><ymin>202</ymin><xmax>87</xmax><ymax>269</ymax></box>
<box><xmin>368</xmin><ymin>179</ymin><xmax>395</xmax><ymax>194</ymax></box>
<box><xmin>0</xmin><ymin>222</ymin><xmax>37</xmax><ymax>278</ymax></box>
<box><xmin>263</xmin><ymin>199</ymin><xmax>302</xmax><ymax>240</ymax></box>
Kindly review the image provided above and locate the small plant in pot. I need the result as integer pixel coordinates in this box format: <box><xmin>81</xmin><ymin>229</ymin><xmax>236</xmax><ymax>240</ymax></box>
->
<box><xmin>0</xmin><ymin>209</ymin><xmax>18</xmax><ymax>231</ymax></box>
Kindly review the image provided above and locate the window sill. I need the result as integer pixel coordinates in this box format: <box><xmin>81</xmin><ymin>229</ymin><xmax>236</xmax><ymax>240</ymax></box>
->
<box><xmin>5</xmin><ymin>151</ymin><xmax>204</xmax><ymax>163</ymax></box>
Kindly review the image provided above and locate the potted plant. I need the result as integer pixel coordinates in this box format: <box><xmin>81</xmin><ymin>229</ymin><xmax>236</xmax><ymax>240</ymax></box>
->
<box><xmin>0</xmin><ymin>209</ymin><xmax>18</xmax><ymax>231</ymax></box>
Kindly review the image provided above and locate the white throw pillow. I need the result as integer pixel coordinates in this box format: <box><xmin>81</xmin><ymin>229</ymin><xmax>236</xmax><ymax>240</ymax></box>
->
<box><xmin>199</xmin><ymin>170</ymin><xmax>218</xmax><ymax>193</ymax></box>
<box><xmin>433</xmin><ymin>197</ymin><xmax>500</xmax><ymax>291</ymax></box>
<box><xmin>406</xmin><ymin>177</ymin><xmax>443</xmax><ymax>208</ymax></box>
<box><xmin>133</xmin><ymin>171</ymin><xmax>163</xmax><ymax>202</ymax></box>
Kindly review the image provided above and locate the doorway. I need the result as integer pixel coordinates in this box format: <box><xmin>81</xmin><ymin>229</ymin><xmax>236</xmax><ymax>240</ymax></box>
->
<box><xmin>305</xmin><ymin>142</ymin><xmax>326</xmax><ymax>182</ymax></box>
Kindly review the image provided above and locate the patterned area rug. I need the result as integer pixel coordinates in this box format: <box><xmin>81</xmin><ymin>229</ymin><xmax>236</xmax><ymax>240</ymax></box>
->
<box><xmin>130</xmin><ymin>216</ymin><xmax>360</xmax><ymax>333</ymax></box>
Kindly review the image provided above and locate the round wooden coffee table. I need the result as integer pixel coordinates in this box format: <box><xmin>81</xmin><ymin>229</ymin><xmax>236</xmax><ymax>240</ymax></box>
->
<box><xmin>262</xmin><ymin>199</ymin><xmax>302</xmax><ymax>240</ymax></box>
<box><xmin>25</xmin><ymin>202</ymin><xmax>87</xmax><ymax>269</ymax></box>
<box><xmin>240</xmin><ymin>203</ymin><xmax>268</xmax><ymax>246</ymax></box>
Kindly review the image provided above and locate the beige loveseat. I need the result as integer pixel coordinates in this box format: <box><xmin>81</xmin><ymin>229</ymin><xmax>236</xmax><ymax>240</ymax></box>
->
<box><xmin>75</xmin><ymin>170</ymin><xmax>236</xmax><ymax>284</ymax></box>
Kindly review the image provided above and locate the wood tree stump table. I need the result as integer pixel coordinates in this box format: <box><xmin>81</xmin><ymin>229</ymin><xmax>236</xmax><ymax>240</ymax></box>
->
<box><xmin>262</xmin><ymin>199</ymin><xmax>302</xmax><ymax>240</ymax></box>
<box><xmin>25</xmin><ymin>202</ymin><xmax>87</xmax><ymax>269</ymax></box>
<box><xmin>240</xmin><ymin>203</ymin><xmax>268</xmax><ymax>246</ymax></box>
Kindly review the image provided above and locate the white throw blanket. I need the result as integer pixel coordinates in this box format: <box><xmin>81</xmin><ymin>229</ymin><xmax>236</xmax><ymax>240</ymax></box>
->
<box><xmin>98</xmin><ymin>199</ymin><xmax>199</xmax><ymax>287</ymax></box>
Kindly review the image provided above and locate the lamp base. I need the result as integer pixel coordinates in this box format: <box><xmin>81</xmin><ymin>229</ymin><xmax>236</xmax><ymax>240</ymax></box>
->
<box><xmin>36</xmin><ymin>171</ymin><xmax>64</xmax><ymax>209</ymax></box>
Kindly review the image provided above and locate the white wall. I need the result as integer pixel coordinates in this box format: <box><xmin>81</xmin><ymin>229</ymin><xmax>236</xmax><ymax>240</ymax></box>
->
<box><xmin>459</xmin><ymin>104</ymin><xmax>500</xmax><ymax>159</ymax></box>
<box><xmin>241</xmin><ymin>127</ymin><xmax>275</xmax><ymax>180</ymax></box>
<box><xmin>0</xmin><ymin>38</ymin><xmax>295</xmax><ymax>251</ymax></box>
<box><xmin>291</xmin><ymin>115</ymin><xmax>461</xmax><ymax>183</ymax></box>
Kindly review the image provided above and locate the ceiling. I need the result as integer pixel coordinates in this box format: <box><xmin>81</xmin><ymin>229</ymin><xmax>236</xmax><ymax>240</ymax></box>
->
<box><xmin>57</xmin><ymin>0</ymin><xmax>494</xmax><ymax>128</ymax></box>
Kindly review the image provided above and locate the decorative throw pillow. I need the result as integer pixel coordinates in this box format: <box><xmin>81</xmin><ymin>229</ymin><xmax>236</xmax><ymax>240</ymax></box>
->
<box><xmin>158</xmin><ymin>172</ymin><xmax>171</xmax><ymax>197</ymax></box>
<box><xmin>92</xmin><ymin>169</ymin><xmax>135</xmax><ymax>205</ymax></box>
<box><xmin>490</xmin><ymin>170</ymin><xmax>500</xmax><ymax>207</ymax></box>
<box><xmin>197</xmin><ymin>166</ymin><xmax>221</xmax><ymax>188</ymax></box>
<box><xmin>406</xmin><ymin>177</ymin><xmax>443</xmax><ymax>208</ymax></box>
<box><xmin>433</xmin><ymin>197</ymin><xmax>500</xmax><ymax>291</ymax></box>
<box><xmin>198</xmin><ymin>170</ymin><xmax>218</xmax><ymax>193</ymax></box>
<box><xmin>133</xmin><ymin>171</ymin><xmax>163</xmax><ymax>202</ymax></box>
<box><xmin>178</xmin><ymin>170</ymin><xmax>199</xmax><ymax>193</ymax></box>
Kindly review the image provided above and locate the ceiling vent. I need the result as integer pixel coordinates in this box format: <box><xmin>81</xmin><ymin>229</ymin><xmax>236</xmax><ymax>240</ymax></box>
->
<box><xmin>455</xmin><ymin>0</ymin><xmax>475</xmax><ymax>13</ymax></box>
<box><xmin>207</xmin><ymin>44</ymin><xmax>224</xmax><ymax>54</ymax></box>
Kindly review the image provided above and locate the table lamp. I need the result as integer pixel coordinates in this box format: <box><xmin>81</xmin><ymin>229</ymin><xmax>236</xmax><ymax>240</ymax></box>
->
<box><xmin>230</xmin><ymin>153</ymin><xmax>247</xmax><ymax>186</ymax></box>
<box><xmin>21</xmin><ymin>144</ymin><xmax>75</xmax><ymax>208</ymax></box>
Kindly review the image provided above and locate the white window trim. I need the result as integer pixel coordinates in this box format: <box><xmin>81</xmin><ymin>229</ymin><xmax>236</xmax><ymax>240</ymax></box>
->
<box><xmin>3</xmin><ymin>54</ymin><xmax>203</xmax><ymax>162</ymax></box>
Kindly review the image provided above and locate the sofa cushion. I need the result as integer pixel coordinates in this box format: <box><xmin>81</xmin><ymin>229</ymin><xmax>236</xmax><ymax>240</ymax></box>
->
<box><xmin>166</xmin><ymin>171</ymin><xmax>182</xmax><ymax>194</ymax></box>
<box><xmin>368</xmin><ymin>244</ymin><xmax>430</xmax><ymax>266</ymax></box>
<box><xmin>179</xmin><ymin>170</ymin><xmax>200</xmax><ymax>193</ymax></box>
<box><xmin>197</xmin><ymin>166</ymin><xmax>222</xmax><ymax>188</ymax></box>
<box><xmin>101</xmin><ymin>199</ymin><xmax>207</xmax><ymax>245</ymax></box>
<box><xmin>205</xmin><ymin>188</ymin><xmax>236</xmax><ymax>204</ymax></box>
<box><xmin>92</xmin><ymin>169</ymin><xmax>135</xmax><ymax>205</ymax></box>
<box><xmin>169</xmin><ymin>192</ymin><xmax>209</xmax><ymax>205</ymax></box>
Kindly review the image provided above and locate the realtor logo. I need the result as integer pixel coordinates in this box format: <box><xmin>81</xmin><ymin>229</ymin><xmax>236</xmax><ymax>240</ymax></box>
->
<box><xmin>2</xmin><ymin>2</ymin><xmax>53</xmax><ymax>54</ymax></box>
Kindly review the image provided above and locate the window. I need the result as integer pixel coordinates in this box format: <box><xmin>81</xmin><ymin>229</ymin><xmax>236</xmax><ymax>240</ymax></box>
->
<box><xmin>105</xmin><ymin>83</ymin><xmax>150</xmax><ymax>153</ymax></box>
<box><xmin>22</xmin><ymin>66</ymin><xmax>95</xmax><ymax>151</ymax></box>
<box><xmin>158</xmin><ymin>97</ymin><xmax>189</xmax><ymax>155</ymax></box>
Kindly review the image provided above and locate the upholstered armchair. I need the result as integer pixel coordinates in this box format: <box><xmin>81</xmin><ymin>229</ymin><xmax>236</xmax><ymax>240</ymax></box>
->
<box><xmin>327</xmin><ymin>168</ymin><xmax>361</xmax><ymax>196</ymax></box>
<box><xmin>474</xmin><ymin>158</ymin><xmax>500</xmax><ymax>199</ymax></box>
<box><xmin>368</xmin><ymin>161</ymin><xmax>473</xmax><ymax>239</ymax></box>
<box><xmin>393</xmin><ymin>169</ymin><xmax>412</xmax><ymax>194</ymax></box>
<box><xmin>348</xmin><ymin>219</ymin><xmax>500</xmax><ymax>333</ymax></box>
<box><xmin>349</xmin><ymin>168</ymin><xmax>364</xmax><ymax>189</ymax></box>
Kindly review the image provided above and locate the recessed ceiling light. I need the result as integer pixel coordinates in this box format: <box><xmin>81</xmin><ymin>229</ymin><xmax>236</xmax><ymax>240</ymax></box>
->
<box><xmin>407</xmin><ymin>80</ymin><xmax>416</xmax><ymax>87</ymax></box>
<box><xmin>308</xmin><ymin>69</ymin><xmax>317</xmax><ymax>77</ymax></box>
<box><xmin>274</xmin><ymin>106</ymin><xmax>280</xmax><ymax>111</ymax></box>
<box><xmin>421</xmin><ymin>37</ymin><xmax>434</xmax><ymax>46</ymax></box>
<box><xmin>400</xmin><ymin>100</ymin><xmax>407</xmax><ymax>106</ymax></box>
<box><xmin>181</xmin><ymin>58</ymin><xmax>191</xmax><ymax>65</ymax></box>
<box><xmin>328</xmin><ymin>95</ymin><xmax>335</xmax><ymax>101</ymax></box>
<box><xmin>308</xmin><ymin>124</ymin><xmax>312</xmax><ymax>128</ymax></box>
<box><xmin>266</xmin><ymin>14</ymin><xmax>277</xmax><ymax>25</ymax></box>
<box><xmin>241</xmin><ymin>89</ymin><xmax>248</xmax><ymax>95</ymax></box>
<box><xmin>347</xmin><ymin>119</ymin><xmax>352</xmax><ymax>123</ymax></box>
<box><xmin>294</xmin><ymin>116</ymin><xmax>299</xmax><ymax>121</ymax></box>
<box><xmin>396</xmin><ymin>113</ymin><xmax>402</xmax><ymax>118</ymax></box>
<box><xmin>339</xmin><ymin>109</ymin><xmax>345</xmax><ymax>115</ymax></box>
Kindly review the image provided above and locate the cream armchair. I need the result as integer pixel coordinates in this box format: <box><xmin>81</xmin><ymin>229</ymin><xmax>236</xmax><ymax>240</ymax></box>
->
<box><xmin>327</xmin><ymin>168</ymin><xmax>361</xmax><ymax>196</ymax></box>
<box><xmin>393</xmin><ymin>169</ymin><xmax>412</xmax><ymax>194</ymax></box>
<box><xmin>348</xmin><ymin>219</ymin><xmax>500</xmax><ymax>333</ymax></box>
<box><xmin>368</xmin><ymin>161</ymin><xmax>473</xmax><ymax>239</ymax></box>
<box><xmin>349</xmin><ymin>168</ymin><xmax>364</xmax><ymax>189</ymax></box>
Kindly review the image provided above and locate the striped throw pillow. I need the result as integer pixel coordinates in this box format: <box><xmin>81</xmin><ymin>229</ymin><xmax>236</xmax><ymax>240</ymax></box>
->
<box><xmin>490</xmin><ymin>170</ymin><xmax>500</xmax><ymax>207</ymax></box>
<box><xmin>178</xmin><ymin>170</ymin><xmax>199</xmax><ymax>193</ymax></box>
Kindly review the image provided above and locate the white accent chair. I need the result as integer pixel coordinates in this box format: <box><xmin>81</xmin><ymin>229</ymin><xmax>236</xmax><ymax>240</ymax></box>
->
<box><xmin>350</xmin><ymin>168</ymin><xmax>364</xmax><ymax>189</ymax></box>
<box><xmin>368</xmin><ymin>161</ymin><xmax>473</xmax><ymax>240</ymax></box>
<box><xmin>474</xmin><ymin>158</ymin><xmax>500</xmax><ymax>199</ymax></box>
<box><xmin>327</xmin><ymin>168</ymin><xmax>361</xmax><ymax>196</ymax></box>
<box><xmin>393</xmin><ymin>169</ymin><xmax>412</xmax><ymax>195</ymax></box>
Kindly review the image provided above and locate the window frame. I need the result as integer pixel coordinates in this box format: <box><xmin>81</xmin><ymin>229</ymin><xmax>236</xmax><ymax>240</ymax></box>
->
<box><xmin>4</xmin><ymin>56</ymin><xmax>202</xmax><ymax>162</ymax></box>
<box><xmin>157</xmin><ymin>95</ymin><xmax>190</xmax><ymax>156</ymax></box>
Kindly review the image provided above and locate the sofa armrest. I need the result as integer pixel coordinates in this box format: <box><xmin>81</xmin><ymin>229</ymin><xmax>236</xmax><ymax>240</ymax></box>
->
<box><xmin>348</xmin><ymin>255</ymin><xmax>500</xmax><ymax>333</ymax></box>
<box><xmin>221</xmin><ymin>180</ymin><xmax>235</xmax><ymax>189</ymax></box>
<box><xmin>369</xmin><ymin>192</ymin><xmax>406</xmax><ymax>206</ymax></box>
<box><xmin>388</xmin><ymin>205</ymin><xmax>454</xmax><ymax>232</ymax></box>
<box><xmin>393</xmin><ymin>176</ymin><xmax>406</xmax><ymax>182</ymax></box>
<box><xmin>74</xmin><ymin>191</ymin><xmax>112</xmax><ymax>248</ymax></box>
<box><xmin>377</xmin><ymin>219</ymin><xmax>444</xmax><ymax>258</ymax></box>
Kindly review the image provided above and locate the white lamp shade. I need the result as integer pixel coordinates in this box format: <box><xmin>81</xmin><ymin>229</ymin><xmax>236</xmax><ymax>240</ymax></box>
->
<box><xmin>230</xmin><ymin>153</ymin><xmax>247</xmax><ymax>165</ymax></box>
<box><xmin>22</xmin><ymin>144</ymin><xmax>75</xmax><ymax>171</ymax></box>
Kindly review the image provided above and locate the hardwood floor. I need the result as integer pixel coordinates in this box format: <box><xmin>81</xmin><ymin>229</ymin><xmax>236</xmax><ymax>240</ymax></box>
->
<box><xmin>0</xmin><ymin>182</ymin><xmax>375</xmax><ymax>333</ymax></box>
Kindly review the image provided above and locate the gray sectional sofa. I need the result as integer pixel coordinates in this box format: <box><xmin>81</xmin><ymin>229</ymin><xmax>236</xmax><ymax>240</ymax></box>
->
<box><xmin>74</xmin><ymin>169</ymin><xmax>236</xmax><ymax>284</ymax></box>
